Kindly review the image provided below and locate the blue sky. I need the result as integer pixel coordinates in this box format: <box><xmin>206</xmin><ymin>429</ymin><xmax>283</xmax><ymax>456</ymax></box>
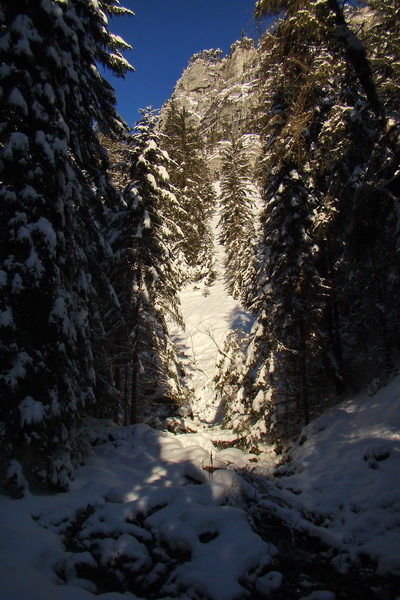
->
<box><xmin>105</xmin><ymin>0</ymin><xmax>259</xmax><ymax>127</ymax></box>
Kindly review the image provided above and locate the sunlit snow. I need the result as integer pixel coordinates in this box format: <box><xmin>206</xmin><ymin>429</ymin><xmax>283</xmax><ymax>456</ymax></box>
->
<box><xmin>168</xmin><ymin>208</ymin><xmax>255</xmax><ymax>424</ymax></box>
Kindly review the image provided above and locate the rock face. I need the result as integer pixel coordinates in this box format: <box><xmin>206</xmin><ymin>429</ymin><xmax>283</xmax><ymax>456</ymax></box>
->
<box><xmin>159</xmin><ymin>39</ymin><xmax>263</xmax><ymax>174</ymax></box>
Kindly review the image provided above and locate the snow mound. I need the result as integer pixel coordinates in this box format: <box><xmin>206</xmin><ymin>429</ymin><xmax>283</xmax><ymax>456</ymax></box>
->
<box><xmin>0</xmin><ymin>422</ymin><xmax>273</xmax><ymax>600</ymax></box>
<box><xmin>1</xmin><ymin>376</ymin><xmax>400</xmax><ymax>598</ymax></box>
<box><xmin>275</xmin><ymin>375</ymin><xmax>400</xmax><ymax>575</ymax></box>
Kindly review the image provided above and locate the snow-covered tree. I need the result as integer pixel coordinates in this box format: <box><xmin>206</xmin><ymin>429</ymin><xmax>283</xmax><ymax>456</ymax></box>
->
<box><xmin>364</xmin><ymin>0</ymin><xmax>400</xmax><ymax>114</ymax></box>
<box><xmin>235</xmin><ymin>0</ymin><xmax>400</xmax><ymax>442</ymax></box>
<box><xmin>188</xmin><ymin>48</ymin><xmax>223</xmax><ymax>65</ymax></box>
<box><xmin>230</xmin><ymin>2</ymin><xmax>345</xmax><ymax>439</ymax></box>
<box><xmin>161</xmin><ymin>102</ymin><xmax>216</xmax><ymax>285</ymax></box>
<box><xmin>99</xmin><ymin>131</ymin><xmax>132</xmax><ymax>191</ymax></box>
<box><xmin>0</xmin><ymin>0</ymin><xmax>133</xmax><ymax>493</ymax></box>
<box><xmin>127</xmin><ymin>108</ymin><xmax>183</xmax><ymax>319</ymax></box>
<box><xmin>218</xmin><ymin>137</ymin><xmax>256</xmax><ymax>304</ymax></box>
<box><xmin>110</xmin><ymin>108</ymin><xmax>187</xmax><ymax>424</ymax></box>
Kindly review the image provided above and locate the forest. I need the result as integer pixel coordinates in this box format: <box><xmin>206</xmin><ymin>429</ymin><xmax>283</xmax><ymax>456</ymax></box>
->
<box><xmin>0</xmin><ymin>1</ymin><xmax>400</xmax><ymax>599</ymax></box>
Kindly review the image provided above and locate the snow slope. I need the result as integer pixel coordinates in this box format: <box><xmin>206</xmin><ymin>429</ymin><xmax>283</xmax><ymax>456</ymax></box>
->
<box><xmin>168</xmin><ymin>209</ymin><xmax>254</xmax><ymax>424</ymax></box>
<box><xmin>0</xmin><ymin>422</ymin><xmax>273</xmax><ymax>600</ymax></box>
<box><xmin>273</xmin><ymin>376</ymin><xmax>400</xmax><ymax>576</ymax></box>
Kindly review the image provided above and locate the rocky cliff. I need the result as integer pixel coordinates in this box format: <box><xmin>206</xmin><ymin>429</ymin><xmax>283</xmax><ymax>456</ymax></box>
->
<box><xmin>159</xmin><ymin>38</ymin><xmax>263</xmax><ymax>174</ymax></box>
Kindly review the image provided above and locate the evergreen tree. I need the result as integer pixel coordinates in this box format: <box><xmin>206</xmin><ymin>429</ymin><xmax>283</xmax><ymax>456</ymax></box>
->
<box><xmin>314</xmin><ymin>2</ymin><xmax>400</xmax><ymax>385</ymax></box>
<box><xmin>110</xmin><ymin>108</ymin><xmax>187</xmax><ymax>424</ymax></box>
<box><xmin>237</xmin><ymin>0</ymin><xmax>400</xmax><ymax>442</ymax></box>
<box><xmin>99</xmin><ymin>131</ymin><xmax>132</xmax><ymax>191</ymax></box>
<box><xmin>161</xmin><ymin>102</ymin><xmax>216</xmax><ymax>285</ymax></box>
<box><xmin>0</xmin><ymin>0</ymin><xmax>133</xmax><ymax>493</ymax></box>
<box><xmin>233</xmin><ymin>1</ymin><xmax>347</xmax><ymax>440</ymax></box>
<box><xmin>218</xmin><ymin>137</ymin><xmax>256</xmax><ymax>304</ymax></box>
<box><xmin>365</xmin><ymin>0</ymin><xmax>400</xmax><ymax>115</ymax></box>
<box><xmin>188</xmin><ymin>48</ymin><xmax>223</xmax><ymax>65</ymax></box>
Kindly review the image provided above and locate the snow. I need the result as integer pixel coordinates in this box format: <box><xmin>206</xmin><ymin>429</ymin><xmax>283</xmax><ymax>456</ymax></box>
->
<box><xmin>8</xmin><ymin>88</ymin><xmax>28</xmax><ymax>115</ymax></box>
<box><xmin>150</xmin><ymin>504</ymin><xmax>269</xmax><ymax>600</ymax></box>
<box><xmin>0</xmin><ymin>419</ymin><xmax>276</xmax><ymax>600</ymax></box>
<box><xmin>143</xmin><ymin>209</ymin><xmax>151</xmax><ymax>229</ymax></box>
<box><xmin>3</xmin><ymin>132</ymin><xmax>29</xmax><ymax>158</ymax></box>
<box><xmin>30</xmin><ymin>216</ymin><xmax>58</xmax><ymax>253</ymax></box>
<box><xmin>49</xmin><ymin>297</ymin><xmax>72</xmax><ymax>335</ymax></box>
<box><xmin>255</xmin><ymin>570</ymin><xmax>282</xmax><ymax>595</ymax></box>
<box><xmin>273</xmin><ymin>378</ymin><xmax>400</xmax><ymax>575</ymax></box>
<box><xmin>5</xmin><ymin>352</ymin><xmax>33</xmax><ymax>390</ymax></box>
<box><xmin>36</xmin><ymin>130</ymin><xmax>55</xmax><ymax>164</ymax></box>
<box><xmin>11</xmin><ymin>273</ymin><xmax>24</xmax><ymax>293</ymax></box>
<box><xmin>168</xmin><ymin>209</ymin><xmax>255</xmax><ymax>423</ymax></box>
<box><xmin>26</xmin><ymin>246</ymin><xmax>45</xmax><ymax>276</ymax></box>
<box><xmin>0</xmin><ymin>307</ymin><xmax>13</xmax><ymax>327</ymax></box>
<box><xmin>20</xmin><ymin>185</ymin><xmax>39</xmax><ymax>200</ymax></box>
<box><xmin>20</xmin><ymin>396</ymin><xmax>45</xmax><ymax>425</ymax></box>
<box><xmin>1</xmin><ymin>371</ymin><xmax>400</xmax><ymax>598</ymax></box>
<box><xmin>154</xmin><ymin>164</ymin><xmax>169</xmax><ymax>181</ymax></box>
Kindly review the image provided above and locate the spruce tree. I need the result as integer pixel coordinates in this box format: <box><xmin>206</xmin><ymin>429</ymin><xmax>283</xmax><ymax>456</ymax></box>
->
<box><xmin>0</xmin><ymin>0</ymin><xmax>133</xmax><ymax>492</ymax></box>
<box><xmin>218</xmin><ymin>137</ymin><xmax>256</xmax><ymax>304</ymax></box>
<box><xmin>242</xmin><ymin>0</ymin><xmax>400</xmax><ymax>441</ymax></box>
<box><xmin>236</xmin><ymin>1</ymin><xmax>346</xmax><ymax>439</ymax></box>
<box><xmin>161</xmin><ymin>102</ymin><xmax>216</xmax><ymax>284</ymax></box>
<box><xmin>110</xmin><ymin>108</ymin><xmax>187</xmax><ymax>424</ymax></box>
<box><xmin>365</xmin><ymin>0</ymin><xmax>400</xmax><ymax>114</ymax></box>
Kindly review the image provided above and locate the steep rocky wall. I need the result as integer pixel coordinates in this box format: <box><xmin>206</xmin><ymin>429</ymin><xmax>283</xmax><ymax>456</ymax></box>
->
<box><xmin>159</xmin><ymin>38</ymin><xmax>263</xmax><ymax>175</ymax></box>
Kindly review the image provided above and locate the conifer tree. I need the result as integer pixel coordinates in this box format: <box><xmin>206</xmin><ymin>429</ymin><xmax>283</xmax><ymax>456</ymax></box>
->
<box><xmin>241</xmin><ymin>0</ymin><xmax>400</xmax><ymax>441</ymax></box>
<box><xmin>213</xmin><ymin>0</ymin><xmax>400</xmax><ymax>446</ymax></box>
<box><xmin>110</xmin><ymin>108</ymin><xmax>187</xmax><ymax>424</ymax></box>
<box><xmin>161</xmin><ymin>102</ymin><xmax>216</xmax><ymax>284</ymax></box>
<box><xmin>218</xmin><ymin>137</ymin><xmax>256</xmax><ymax>304</ymax></box>
<box><xmin>0</xmin><ymin>0</ymin><xmax>133</xmax><ymax>492</ymax></box>
<box><xmin>216</xmin><ymin>2</ymin><xmax>341</xmax><ymax>441</ymax></box>
<box><xmin>365</xmin><ymin>0</ymin><xmax>400</xmax><ymax>115</ymax></box>
<box><xmin>236</xmin><ymin>1</ymin><xmax>346</xmax><ymax>439</ymax></box>
<box><xmin>99</xmin><ymin>132</ymin><xmax>132</xmax><ymax>191</ymax></box>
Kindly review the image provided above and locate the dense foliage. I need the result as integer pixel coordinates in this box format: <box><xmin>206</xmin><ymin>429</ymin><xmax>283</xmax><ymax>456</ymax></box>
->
<box><xmin>161</xmin><ymin>102</ymin><xmax>216</xmax><ymax>285</ymax></box>
<box><xmin>216</xmin><ymin>0</ymin><xmax>400</xmax><ymax>446</ymax></box>
<box><xmin>0</xmin><ymin>0</ymin><xmax>134</xmax><ymax>492</ymax></box>
<box><xmin>1</xmin><ymin>0</ymin><xmax>399</xmax><ymax>492</ymax></box>
<box><xmin>108</xmin><ymin>108</ymin><xmax>188</xmax><ymax>424</ymax></box>
<box><xmin>218</xmin><ymin>137</ymin><xmax>257</xmax><ymax>304</ymax></box>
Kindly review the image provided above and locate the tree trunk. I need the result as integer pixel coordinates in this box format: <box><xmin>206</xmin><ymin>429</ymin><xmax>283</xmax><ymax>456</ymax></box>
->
<box><xmin>320</xmin><ymin>242</ymin><xmax>345</xmax><ymax>395</ymax></box>
<box><xmin>299</xmin><ymin>319</ymin><xmax>310</xmax><ymax>426</ymax></box>
<box><xmin>326</xmin><ymin>0</ymin><xmax>384</xmax><ymax>123</ymax></box>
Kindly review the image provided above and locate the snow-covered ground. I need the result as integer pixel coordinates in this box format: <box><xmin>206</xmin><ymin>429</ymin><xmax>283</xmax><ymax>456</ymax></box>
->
<box><xmin>1</xmin><ymin>378</ymin><xmax>400</xmax><ymax>599</ymax></box>
<box><xmin>168</xmin><ymin>209</ymin><xmax>254</xmax><ymax>424</ymax></box>
<box><xmin>0</xmin><ymin>422</ymin><xmax>267</xmax><ymax>600</ymax></box>
<box><xmin>273</xmin><ymin>377</ymin><xmax>400</xmax><ymax>576</ymax></box>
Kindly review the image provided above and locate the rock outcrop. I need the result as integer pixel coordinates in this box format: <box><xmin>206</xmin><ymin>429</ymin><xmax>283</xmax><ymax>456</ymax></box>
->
<box><xmin>159</xmin><ymin>38</ymin><xmax>263</xmax><ymax>174</ymax></box>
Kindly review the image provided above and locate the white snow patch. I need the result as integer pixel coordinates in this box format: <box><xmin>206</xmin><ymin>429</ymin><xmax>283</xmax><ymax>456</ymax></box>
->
<box><xmin>0</xmin><ymin>371</ymin><xmax>400</xmax><ymax>598</ymax></box>
<box><xmin>8</xmin><ymin>88</ymin><xmax>28</xmax><ymax>114</ymax></box>
<box><xmin>143</xmin><ymin>210</ymin><xmax>151</xmax><ymax>229</ymax></box>
<box><xmin>34</xmin><ymin>216</ymin><xmax>57</xmax><ymax>250</ymax></box>
<box><xmin>20</xmin><ymin>396</ymin><xmax>45</xmax><ymax>425</ymax></box>
<box><xmin>4</xmin><ymin>132</ymin><xmax>29</xmax><ymax>158</ymax></box>
<box><xmin>0</xmin><ymin>308</ymin><xmax>13</xmax><ymax>327</ymax></box>
<box><xmin>275</xmin><ymin>377</ymin><xmax>400</xmax><ymax>574</ymax></box>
